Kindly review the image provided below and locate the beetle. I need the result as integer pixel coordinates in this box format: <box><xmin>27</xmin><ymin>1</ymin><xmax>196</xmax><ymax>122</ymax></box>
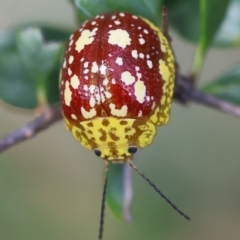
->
<box><xmin>60</xmin><ymin>11</ymin><xmax>175</xmax><ymax>161</ymax></box>
<box><xmin>60</xmin><ymin>8</ymin><xmax>189</xmax><ymax>239</ymax></box>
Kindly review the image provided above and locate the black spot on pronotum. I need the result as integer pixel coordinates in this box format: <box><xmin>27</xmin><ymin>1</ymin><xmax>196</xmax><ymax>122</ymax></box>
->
<box><xmin>94</xmin><ymin>149</ymin><xmax>102</xmax><ymax>157</ymax></box>
<box><xmin>128</xmin><ymin>146</ymin><xmax>138</xmax><ymax>155</ymax></box>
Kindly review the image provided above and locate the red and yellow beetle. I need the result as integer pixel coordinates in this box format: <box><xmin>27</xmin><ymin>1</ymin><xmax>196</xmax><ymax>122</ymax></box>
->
<box><xmin>60</xmin><ymin>12</ymin><xmax>174</xmax><ymax>161</ymax></box>
<box><xmin>60</xmin><ymin>9</ymin><xmax>189</xmax><ymax>239</ymax></box>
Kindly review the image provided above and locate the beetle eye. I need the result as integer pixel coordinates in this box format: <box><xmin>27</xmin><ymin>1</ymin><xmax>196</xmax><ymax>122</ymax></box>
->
<box><xmin>128</xmin><ymin>146</ymin><xmax>138</xmax><ymax>155</ymax></box>
<box><xmin>94</xmin><ymin>149</ymin><xmax>102</xmax><ymax>157</ymax></box>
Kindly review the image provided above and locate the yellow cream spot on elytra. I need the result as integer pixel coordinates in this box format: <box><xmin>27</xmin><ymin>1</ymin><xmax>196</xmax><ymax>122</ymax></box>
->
<box><xmin>100</xmin><ymin>64</ymin><xmax>107</xmax><ymax>75</ymax></box>
<box><xmin>159</xmin><ymin>59</ymin><xmax>170</xmax><ymax>82</ymax></box>
<box><xmin>161</xmin><ymin>42</ymin><xmax>166</xmax><ymax>53</ymax></box>
<box><xmin>103</xmin><ymin>78</ymin><xmax>109</xmax><ymax>86</ymax></box>
<box><xmin>139</xmin><ymin>38</ymin><xmax>145</xmax><ymax>45</ymax></box>
<box><xmin>164</xmin><ymin>107</ymin><xmax>170</xmax><ymax>114</ymax></box>
<box><xmin>109</xmin><ymin>103</ymin><xmax>128</xmax><ymax>117</ymax></box>
<box><xmin>147</xmin><ymin>60</ymin><xmax>153</xmax><ymax>69</ymax></box>
<box><xmin>131</xmin><ymin>50</ymin><xmax>138</xmax><ymax>59</ymax></box>
<box><xmin>114</xmin><ymin>20</ymin><xmax>121</xmax><ymax>25</ymax></box>
<box><xmin>160</xmin><ymin>117</ymin><xmax>165</xmax><ymax>123</ymax></box>
<box><xmin>70</xmin><ymin>74</ymin><xmax>80</xmax><ymax>89</ymax></box>
<box><xmin>81</xmin><ymin>107</ymin><xmax>96</xmax><ymax>119</ymax></box>
<box><xmin>108</xmin><ymin>29</ymin><xmax>131</xmax><ymax>49</ymax></box>
<box><xmin>84</xmin><ymin>62</ymin><xmax>89</xmax><ymax>68</ymax></box>
<box><xmin>100</xmin><ymin>92</ymin><xmax>106</xmax><ymax>102</ymax></box>
<box><xmin>64</xmin><ymin>81</ymin><xmax>72</xmax><ymax>106</ymax></box>
<box><xmin>69</xmin><ymin>55</ymin><xmax>74</xmax><ymax>64</ymax></box>
<box><xmin>89</xmin><ymin>96</ymin><xmax>96</xmax><ymax>107</ymax></box>
<box><xmin>91</xmin><ymin>61</ymin><xmax>98</xmax><ymax>73</ymax></box>
<box><xmin>134</xmin><ymin>80</ymin><xmax>146</xmax><ymax>103</ymax></box>
<box><xmin>75</xmin><ymin>28</ymin><xmax>98</xmax><ymax>52</ymax></box>
<box><xmin>116</xmin><ymin>57</ymin><xmax>123</xmax><ymax>65</ymax></box>
<box><xmin>150</xmin><ymin>107</ymin><xmax>160</xmax><ymax>124</ymax></box>
<box><xmin>144</xmin><ymin>29</ymin><xmax>149</xmax><ymax>34</ymax></box>
<box><xmin>121</xmin><ymin>71</ymin><xmax>135</xmax><ymax>85</ymax></box>
<box><xmin>167</xmin><ymin>97</ymin><xmax>172</xmax><ymax>104</ymax></box>
<box><xmin>71</xmin><ymin>114</ymin><xmax>77</xmax><ymax>120</ymax></box>
<box><xmin>105</xmin><ymin>91</ymin><xmax>112</xmax><ymax>99</ymax></box>
<box><xmin>68</xmin><ymin>68</ymin><xmax>72</xmax><ymax>76</ymax></box>
<box><xmin>161</xmin><ymin>95</ymin><xmax>166</xmax><ymax>105</ymax></box>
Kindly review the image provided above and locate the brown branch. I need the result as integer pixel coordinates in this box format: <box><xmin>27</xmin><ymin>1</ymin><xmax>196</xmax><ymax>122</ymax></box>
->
<box><xmin>0</xmin><ymin>75</ymin><xmax>240</xmax><ymax>154</ymax></box>
<box><xmin>0</xmin><ymin>104</ymin><xmax>62</xmax><ymax>153</ymax></box>
<box><xmin>175</xmin><ymin>74</ymin><xmax>240</xmax><ymax>118</ymax></box>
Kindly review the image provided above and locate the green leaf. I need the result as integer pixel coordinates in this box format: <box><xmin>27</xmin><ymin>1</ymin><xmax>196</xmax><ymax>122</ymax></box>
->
<box><xmin>0</xmin><ymin>29</ymin><xmax>15</xmax><ymax>52</ymax></box>
<box><xmin>164</xmin><ymin>0</ymin><xmax>200</xmax><ymax>42</ymax></box>
<box><xmin>191</xmin><ymin>0</ymin><xmax>231</xmax><ymax>76</ymax></box>
<box><xmin>0</xmin><ymin>51</ymin><xmax>38</xmax><ymax>108</ymax></box>
<box><xmin>69</xmin><ymin>0</ymin><xmax>162</xmax><ymax>25</ymax></box>
<box><xmin>38</xmin><ymin>25</ymin><xmax>73</xmax><ymax>42</ymax></box>
<box><xmin>107</xmin><ymin>164</ymin><xmax>133</xmax><ymax>221</ymax></box>
<box><xmin>0</xmin><ymin>24</ymin><xmax>72</xmax><ymax>52</ymax></box>
<box><xmin>0</xmin><ymin>27</ymin><xmax>64</xmax><ymax>109</ymax></box>
<box><xmin>214</xmin><ymin>0</ymin><xmax>240</xmax><ymax>47</ymax></box>
<box><xmin>200</xmin><ymin>0</ymin><xmax>231</xmax><ymax>50</ymax></box>
<box><xmin>17</xmin><ymin>29</ymin><xmax>60</xmax><ymax>87</ymax></box>
<box><xmin>165</xmin><ymin>0</ymin><xmax>231</xmax><ymax>45</ymax></box>
<box><xmin>202</xmin><ymin>64</ymin><xmax>240</xmax><ymax>105</ymax></box>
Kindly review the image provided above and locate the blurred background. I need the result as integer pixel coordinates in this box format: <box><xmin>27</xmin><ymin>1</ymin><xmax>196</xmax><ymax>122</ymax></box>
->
<box><xmin>0</xmin><ymin>1</ymin><xmax>240</xmax><ymax>240</ymax></box>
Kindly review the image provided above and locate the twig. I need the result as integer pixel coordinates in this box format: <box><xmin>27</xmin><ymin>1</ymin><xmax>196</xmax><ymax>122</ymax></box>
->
<box><xmin>0</xmin><ymin>104</ymin><xmax>62</xmax><ymax>153</ymax></box>
<box><xmin>0</xmin><ymin>75</ymin><xmax>240</xmax><ymax>154</ymax></box>
<box><xmin>175</xmin><ymin>74</ymin><xmax>240</xmax><ymax>117</ymax></box>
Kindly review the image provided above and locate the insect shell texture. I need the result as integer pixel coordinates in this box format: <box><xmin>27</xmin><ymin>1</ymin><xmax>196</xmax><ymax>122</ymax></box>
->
<box><xmin>60</xmin><ymin>12</ymin><xmax>175</xmax><ymax>161</ymax></box>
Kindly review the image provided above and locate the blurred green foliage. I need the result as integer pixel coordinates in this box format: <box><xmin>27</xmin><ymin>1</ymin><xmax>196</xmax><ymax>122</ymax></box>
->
<box><xmin>0</xmin><ymin>0</ymin><xmax>240</xmax><ymax>239</ymax></box>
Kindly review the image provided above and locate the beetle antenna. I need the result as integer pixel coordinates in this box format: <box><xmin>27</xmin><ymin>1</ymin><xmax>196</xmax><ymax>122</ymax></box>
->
<box><xmin>98</xmin><ymin>161</ymin><xmax>109</xmax><ymax>240</ymax></box>
<box><xmin>128</xmin><ymin>159</ymin><xmax>190</xmax><ymax>221</ymax></box>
